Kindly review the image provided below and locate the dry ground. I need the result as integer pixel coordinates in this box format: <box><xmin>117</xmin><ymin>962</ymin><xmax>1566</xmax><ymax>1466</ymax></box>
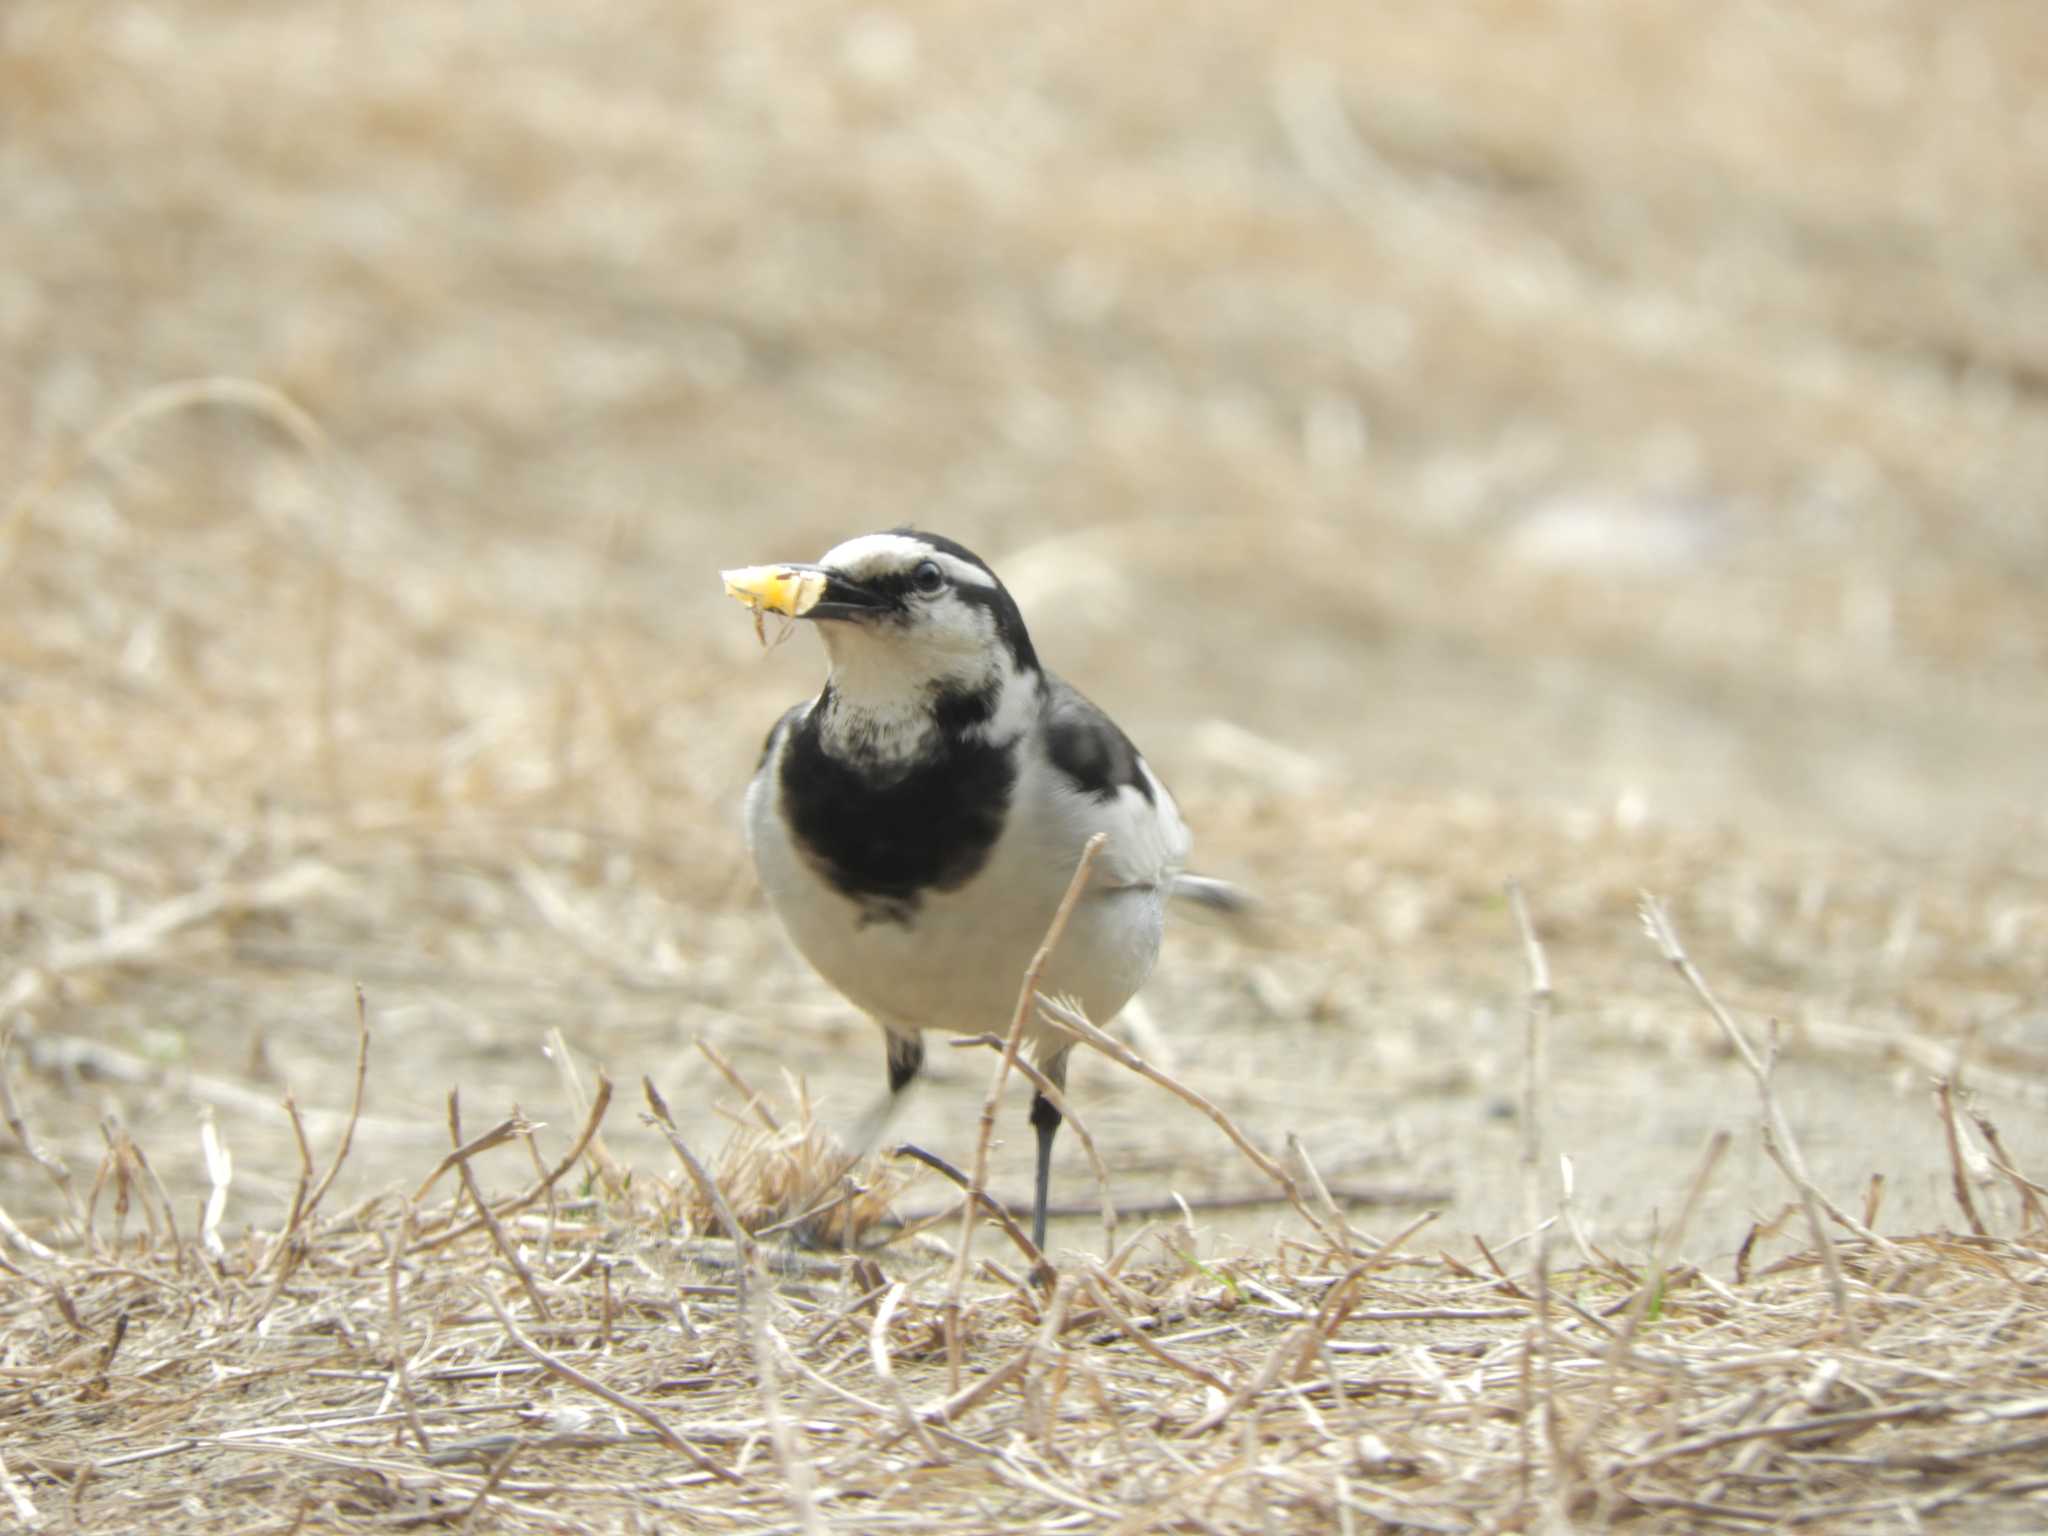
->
<box><xmin>3</xmin><ymin>1</ymin><xmax>2048</xmax><ymax>1530</ymax></box>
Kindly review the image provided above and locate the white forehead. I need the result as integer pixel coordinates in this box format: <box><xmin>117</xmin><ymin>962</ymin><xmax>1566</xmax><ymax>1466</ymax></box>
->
<box><xmin>819</xmin><ymin>532</ymin><xmax>996</xmax><ymax>588</ymax></box>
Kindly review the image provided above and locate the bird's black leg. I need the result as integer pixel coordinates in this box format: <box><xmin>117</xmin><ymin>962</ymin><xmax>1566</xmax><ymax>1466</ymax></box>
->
<box><xmin>1028</xmin><ymin>1092</ymin><xmax>1060</xmax><ymax>1252</ymax></box>
<box><xmin>849</xmin><ymin>1033</ymin><xmax>925</xmax><ymax>1158</ymax></box>
<box><xmin>1028</xmin><ymin>1048</ymin><xmax>1070</xmax><ymax>1253</ymax></box>
<box><xmin>886</xmin><ymin>1033</ymin><xmax>925</xmax><ymax>1097</ymax></box>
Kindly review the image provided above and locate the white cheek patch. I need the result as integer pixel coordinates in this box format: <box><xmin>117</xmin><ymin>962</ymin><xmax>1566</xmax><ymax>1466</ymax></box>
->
<box><xmin>975</xmin><ymin>663</ymin><xmax>1042</xmax><ymax>745</ymax></box>
<box><xmin>937</xmin><ymin>592</ymin><xmax>995</xmax><ymax>644</ymax></box>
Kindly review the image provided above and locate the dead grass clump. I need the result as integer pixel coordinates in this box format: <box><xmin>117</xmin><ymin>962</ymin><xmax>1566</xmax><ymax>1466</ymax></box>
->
<box><xmin>7</xmin><ymin>903</ymin><xmax>2048</xmax><ymax>1534</ymax></box>
<box><xmin>679</xmin><ymin>1091</ymin><xmax>909</xmax><ymax>1253</ymax></box>
<box><xmin>6</xmin><ymin>1077</ymin><xmax>2048</xmax><ymax>1533</ymax></box>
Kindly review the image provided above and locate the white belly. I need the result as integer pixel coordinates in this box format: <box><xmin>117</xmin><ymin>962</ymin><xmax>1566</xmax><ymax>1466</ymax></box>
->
<box><xmin>746</xmin><ymin>762</ymin><xmax>1168</xmax><ymax>1057</ymax></box>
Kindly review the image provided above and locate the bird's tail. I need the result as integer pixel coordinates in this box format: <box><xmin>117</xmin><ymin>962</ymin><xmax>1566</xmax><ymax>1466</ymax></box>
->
<box><xmin>1169</xmin><ymin>873</ymin><xmax>1260</xmax><ymax>928</ymax></box>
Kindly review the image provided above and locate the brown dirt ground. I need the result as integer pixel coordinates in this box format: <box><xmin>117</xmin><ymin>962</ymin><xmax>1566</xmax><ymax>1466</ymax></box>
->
<box><xmin>4</xmin><ymin>1</ymin><xmax>2048</xmax><ymax>1528</ymax></box>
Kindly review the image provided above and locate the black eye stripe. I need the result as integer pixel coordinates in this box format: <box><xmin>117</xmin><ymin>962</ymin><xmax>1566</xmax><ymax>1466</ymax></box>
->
<box><xmin>829</xmin><ymin>540</ymin><xmax>1042</xmax><ymax>673</ymax></box>
<box><xmin>845</xmin><ymin>559</ymin><xmax>955</xmax><ymax>600</ymax></box>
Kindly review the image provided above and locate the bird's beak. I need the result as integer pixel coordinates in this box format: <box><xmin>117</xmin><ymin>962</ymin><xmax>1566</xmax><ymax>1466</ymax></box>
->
<box><xmin>720</xmin><ymin>562</ymin><xmax>891</xmax><ymax>623</ymax></box>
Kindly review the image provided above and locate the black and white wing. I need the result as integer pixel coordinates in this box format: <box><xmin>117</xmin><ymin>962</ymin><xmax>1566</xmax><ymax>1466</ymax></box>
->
<box><xmin>1038</xmin><ymin>675</ymin><xmax>1192</xmax><ymax>891</ymax></box>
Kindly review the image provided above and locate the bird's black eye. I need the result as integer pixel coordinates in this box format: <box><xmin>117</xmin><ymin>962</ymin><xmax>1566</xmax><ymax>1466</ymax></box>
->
<box><xmin>911</xmin><ymin>559</ymin><xmax>946</xmax><ymax>595</ymax></box>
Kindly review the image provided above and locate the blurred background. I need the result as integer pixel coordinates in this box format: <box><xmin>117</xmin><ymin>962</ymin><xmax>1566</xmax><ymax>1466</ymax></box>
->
<box><xmin>3</xmin><ymin>0</ymin><xmax>2045</xmax><ymax>1256</ymax></box>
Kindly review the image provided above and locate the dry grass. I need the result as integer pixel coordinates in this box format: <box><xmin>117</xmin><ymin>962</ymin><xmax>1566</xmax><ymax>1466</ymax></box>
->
<box><xmin>6</xmin><ymin>0</ymin><xmax>2048</xmax><ymax>1528</ymax></box>
<box><xmin>7</xmin><ymin>948</ymin><xmax>2048</xmax><ymax>1534</ymax></box>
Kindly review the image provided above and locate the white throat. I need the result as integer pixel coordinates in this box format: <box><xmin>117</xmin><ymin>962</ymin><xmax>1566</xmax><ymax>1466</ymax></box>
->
<box><xmin>812</xmin><ymin>625</ymin><xmax>1037</xmax><ymax>766</ymax></box>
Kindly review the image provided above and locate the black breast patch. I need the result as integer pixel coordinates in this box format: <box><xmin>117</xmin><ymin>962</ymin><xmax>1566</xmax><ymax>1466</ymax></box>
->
<box><xmin>1043</xmin><ymin>678</ymin><xmax>1155</xmax><ymax>804</ymax></box>
<box><xmin>779</xmin><ymin>708</ymin><xmax>1016</xmax><ymax>921</ymax></box>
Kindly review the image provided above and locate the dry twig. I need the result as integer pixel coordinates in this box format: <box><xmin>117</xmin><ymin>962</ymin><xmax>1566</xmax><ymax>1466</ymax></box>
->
<box><xmin>1640</xmin><ymin>895</ymin><xmax>1876</xmax><ymax>1339</ymax></box>
<box><xmin>948</xmin><ymin>1032</ymin><xmax>1119</xmax><ymax>1253</ymax></box>
<box><xmin>410</xmin><ymin>1073</ymin><xmax>614</xmax><ymax>1256</ymax></box>
<box><xmin>1935</xmin><ymin>1078</ymin><xmax>1991</xmax><ymax>1237</ymax></box>
<box><xmin>447</xmin><ymin>1092</ymin><xmax>551</xmax><ymax>1321</ymax></box>
<box><xmin>1038</xmin><ymin>995</ymin><xmax>1342</xmax><ymax>1252</ymax></box>
<box><xmin>477</xmin><ymin>1284</ymin><xmax>738</xmax><ymax>1484</ymax></box>
<box><xmin>1506</xmin><ymin>879</ymin><xmax>1566</xmax><ymax>1520</ymax></box>
<box><xmin>942</xmin><ymin>832</ymin><xmax>1105</xmax><ymax>1374</ymax></box>
<box><xmin>0</xmin><ymin>1023</ymin><xmax>81</xmax><ymax>1239</ymax></box>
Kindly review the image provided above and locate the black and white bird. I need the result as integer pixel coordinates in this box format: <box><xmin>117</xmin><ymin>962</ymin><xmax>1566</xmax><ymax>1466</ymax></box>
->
<box><xmin>724</xmin><ymin>528</ymin><xmax>1241</xmax><ymax>1251</ymax></box>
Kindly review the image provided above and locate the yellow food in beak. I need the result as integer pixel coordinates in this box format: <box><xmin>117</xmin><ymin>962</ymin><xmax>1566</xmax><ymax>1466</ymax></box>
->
<box><xmin>720</xmin><ymin>564</ymin><xmax>828</xmax><ymax>619</ymax></box>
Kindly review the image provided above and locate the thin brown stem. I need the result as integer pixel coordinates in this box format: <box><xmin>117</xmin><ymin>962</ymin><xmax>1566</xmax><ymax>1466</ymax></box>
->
<box><xmin>943</xmin><ymin>833</ymin><xmax>1105</xmax><ymax>1383</ymax></box>
<box><xmin>1640</xmin><ymin>895</ymin><xmax>1878</xmax><ymax>1340</ymax></box>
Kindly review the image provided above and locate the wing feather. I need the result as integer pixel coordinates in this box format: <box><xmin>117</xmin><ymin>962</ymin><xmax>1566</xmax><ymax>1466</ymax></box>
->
<box><xmin>1038</xmin><ymin>675</ymin><xmax>1191</xmax><ymax>890</ymax></box>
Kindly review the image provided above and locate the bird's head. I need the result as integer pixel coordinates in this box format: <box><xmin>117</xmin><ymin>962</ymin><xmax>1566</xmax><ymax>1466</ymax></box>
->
<box><xmin>723</xmin><ymin>530</ymin><xmax>1041</xmax><ymax>739</ymax></box>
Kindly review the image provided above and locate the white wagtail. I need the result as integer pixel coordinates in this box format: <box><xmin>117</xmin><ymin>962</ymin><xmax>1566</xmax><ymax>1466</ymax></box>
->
<box><xmin>723</xmin><ymin>528</ymin><xmax>1244</xmax><ymax>1250</ymax></box>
